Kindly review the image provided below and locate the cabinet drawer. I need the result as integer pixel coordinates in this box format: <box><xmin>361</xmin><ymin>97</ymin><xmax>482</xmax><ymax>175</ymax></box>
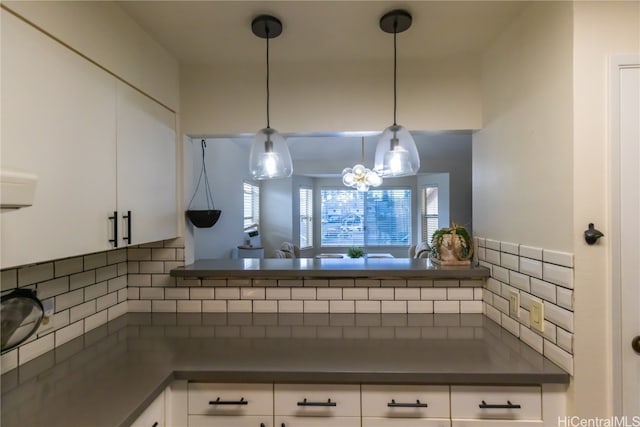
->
<box><xmin>276</xmin><ymin>416</ymin><xmax>361</xmax><ymax>427</ymax></box>
<box><xmin>188</xmin><ymin>383</ymin><xmax>273</xmax><ymax>416</ymax></box>
<box><xmin>363</xmin><ymin>418</ymin><xmax>451</xmax><ymax>427</ymax></box>
<box><xmin>451</xmin><ymin>386</ymin><xmax>541</xmax><ymax>420</ymax></box>
<box><xmin>189</xmin><ymin>415</ymin><xmax>272</xmax><ymax>427</ymax></box>
<box><xmin>362</xmin><ymin>385</ymin><xmax>450</xmax><ymax>418</ymax></box>
<box><xmin>274</xmin><ymin>384</ymin><xmax>360</xmax><ymax>417</ymax></box>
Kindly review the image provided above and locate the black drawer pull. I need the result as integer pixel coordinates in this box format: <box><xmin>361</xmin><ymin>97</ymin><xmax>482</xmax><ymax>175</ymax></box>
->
<box><xmin>260</xmin><ymin>424</ymin><xmax>265</xmax><ymax>427</ymax></box>
<box><xmin>388</xmin><ymin>399</ymin><xmax>428</xmax><ymax>408</ymax></box>
<box><xmin>209</xmin><ymin>397</ymin><xmax>248</xmax><ymax>405</ymax></box>
<box><xmin>151</xmin><ymin>423</ymin><xmax>158</xmax><ymax>427</ymax></box>
<box><xmin>479</xmin><ymin>400</ymin><xmax>521</xmax><ymax>409</ymax></box>
<box><xmin>123</xmin><ymin>210</ymin><xmax>132</xmax><ymax>244</ymax></box>
<box><xmin>109</xmin><ymin>211</ymin><xmax>118</xmax><ymax>248</ymax></box>
<box><xmin>297</xmin><ymin>398</ymin><xmax>336</xmax><ymax>407</ymax></box>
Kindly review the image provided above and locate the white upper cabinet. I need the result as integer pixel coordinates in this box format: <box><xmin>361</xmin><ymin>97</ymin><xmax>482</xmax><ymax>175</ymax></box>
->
<box><xmin>1</xmin><ymin>10</ymin><xmax>117</xmax><ymax>268</ymax></box>
<box><xmin>116</xmin><ymin>82</ymin><xmax>177</xmax><ymax>247</ymax></box>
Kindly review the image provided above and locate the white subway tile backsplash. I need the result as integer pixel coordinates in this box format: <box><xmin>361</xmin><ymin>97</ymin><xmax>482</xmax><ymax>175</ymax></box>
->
<box><xmin>494</xmin><ymin>295</ymin><xmax>509</xmax><ymax>314</ymax></box>
<box><xmin>545</xmin><ymin>302</ymin><xmax>574</xmax><ymax>332</ymax></box>
<box><xmin>486</xmin><ymin>278</ymin><xmax>501</xmax><ymax>294</ymax></box>
<box><xmin>407</xmin><ymin>300</ymin><xmax>434</xmax><ymax>314</ymax></box>
<box><xmin>70</xmin><ymin>300</ymin><xmax>96</xmax><ymax>323</ymax></box>
<box><xmin>165</xmin><ymin>288</ymin><xmax>189</xmax><ymax>300</ymax></box>
<box><xmin>381</xmin><ymin>300</ymin><xmax>406</xmax><ymax>313</ymax></box>
<box><xmin>215</xmin><ymin>287</ymin><xmax>240</xmax><ymax>300</ymax></box>
<box><xmin>519</xmin><ymin>245</ymin><xmax>543</xmax><ymax>261</ymax></box>
<box><xmin>128</xmin><ymin>274</ymin><xmax>151</xmax><ymax>287</ymax></box>
<box><xmin>447</xmin><ymin>288</ymin><xmax>474</xmax><ymax>300</ymax></box>
<box><xmin>266</xmin><ymin>288</ymin><xmax>290</xmax><ymax>300</ymax></box>
<box><xmin>1</xmin><ymin>349</ymin><xmax>18</xmax><ymax>374</ymax></box>
<box><xmin>177</xmin><ymin>300</ymin><xmax>201</xmax><ymax>313</ymax></box>
<box><xmin>556</xmin><ymin>287</ymin><xmax>573</xmax><ymax>310</ymax></box>
<box><xmin>519</xmin><ymin>257</ymin><xmax>543</xmax><ymax>279</ymax></box>
<box><xmin>482</xmin><ymin>289</ymin><xmax>493</xmax><ymax>304</ymax></box>
<box><xmin>317</xmin><ymin>288</ymin><xmax>342</xmax><ymax>300</ymax></box>
<box><xmin>329</xmin><ymin>279</ymin><xmax>353</xmax><ymax>287</ymax></box>
<box><xmin>342</xmin><ymin>288</ymin><xmax>367</xmax><ymax>300</ymax></box>
<box><xmin>190</xmin><ymin>288</ymin><xmax>215</xmax><ymax>299</ymax></box>
<box><xmin>500</xmin><ymin>241</ymin><xmax>519</xmax><ymax>255</ymax></box>
<box><xmin>55</xmin><ymin>321</ymin><xmax>84</xmax><ymax>346</ymax></box>
<box><xmin>140</xmin><ymin>288</ymin><xmax>164</xmax><ymax>300</ymax></box>
<box><xmin>544</xmin><ymin>339</ymin><xmax>573</xmax><ymax>375</ymax></box>
<box><xmin>355</xmin><ymin>300</ymin><xmax>380</xmax><ymax>313</ymax></box>
<box><xmin>477</xmin><ymin>247</ymin><xmax>486</xmax><ymax>261</ymax></box>
<box><xmin>544</xmin><ymin>321</ymin><xmax>557</xmax><ymax>343</ymax></box>
<box><xmin>330</xmin><ymin>300</ymin><xmax>355</xmax><ymax>313</ymax></box>
<box><xmin>19</xmin><ymin>334</ymin><xmax>54</xmax><ymax>364</ymax></box>
<box><xmin>108</xmin><ymin>276</ymin><xmax>127</xmax><ymax>293</ymax></box>
<box><xmin>241</xmin><ymin>288</ymin><xmax>266</xmax><ymax>300</ymax></box>
<box><xmin>509</xmin><ymin>271</ymin><xmax>530</xmax><ymax>292</ymax></box>
<box><xmin>304</xmin><ymin>300</ymin><xmax>328</xmax><ymax>313</ymax></box>
<box><xmin>485</xmin><ymin>239</ymin><xmax>500</xmax><ymax>250</ymax></box>
<box><xmin>291</xmin><ymin>288</ymin><xmax>316</xmax><ymax>300</ymax></box>
<box><xmin>202</xmin><ymin>300</ymin><xmax>226</xmax><ymax>313</ymax></box>
<box><xmin>485</xmin><ymin>249</ymin><xmax>500</xmax><ymax>264</ymax></box>
<box><xmin>1</xmin><ymin>269</ymin><xmax>17</xmax><ymax>291</ymax></box>
<box><xmin>434</xmin><ymin>280</ymin><xmax>459</xmax><ymax>288</ymax></box>
<box><xmin>543</xmin><ymin>263</ymin><xmax>573</xmax><ymax>289</ymax></box>
<box><xmin>128</xmin><ymin>300</ymin><xmax>151</xmax><ymax>313</ymax></box>
<box><xmin>85</xmin><ymin>310</ymin><xmax>109</xmax><ymax>331</ymax></box>
<box><xmin>228</xmin><ymin>300</ymin><xmax>252</xmax><ymax>312</ymax></box>
<box><xmin>55</xmin><ymin>257</ymin><xmax>84</xmax><ymax>277</ymax></box>
<box><xmin>557</xmin><ymin>328</ymin><xmax>573</xmax><ymax>353</ymax></box>
<box><xmin>543</xmin><ymin>250</ymin><xmax>574</xmax><ymax>268</ymax></box>
<box><xmin>421</xmin><ymin>288</ymin><xmax>447</xmax><ymax>300</ymax></box>
<box><xmin>152</xmin><ymin>300</ymin><xmax>176</xmax><ymax>313</ymax></box>
<box><xmin>37</xmin><ymin>277</ymin><xmax>70</xmax><ymax>300</ymax></box>
<box><xmin>460</xmin><ymin>301</ymin><xmax>483</xmax><ymax>313</ymax></box>
<box><xmin>84</xmin><ymin>253</ymin><xmax>107</xmax><ymax>270</ymax></box>
<box><xmin>530</xmin><ymin>278</ymin><xmax>556</xmax><ymax>303</ymax></box>
<box><xmin>485</xmin><ymin>304</ymin><xmax>501</xmax><ymax>324</ymax></box>
<box><xmin>434</xmin><ymin>301</ymin><xmax>459</xmax><ymax>314</ymax></box>
<box><xmin>96</xmin><ymin>265</ymin><xmax>118</xmax><ymax>283</ymax></box>
<box><xmin>18</xmin><ymin>263</ymin><xmax>54</xmax><ymax>287</ymax></box>
<box><xmin>85</xmin><ymin>282</ymin><xmax>108</xmax><ymax>301</ymax></box>
<box><xmin>519</xmin><ymin>292</ymin><xmax>536</xmax><ymax>311</ymax></box>
<box><xmin>117</xmin><ymin>288</ymin><xmax>127</xmax><ymax>303</ymax></box>
<box><xmin>55</xmin><ymin>289</ymin><xmax>84</xmax><ymax>311</ymax></box>
<box><xmin>108</xmin><ymin>301</ymin><xmax>127</xmax><ymax>320</ymax></box>
<box><xmin>395</xmin><ymin>288</ymin><xmax>420</xmax><ymax>300</ymax></box>
<box><xmin>304</xmin><ymin>279</ymin><xmax>329</xmax><ymax>287</ymax></box>
<box><xmin>501</xmin><ymin>313</ymin><xmax>520</xmax><ymax>337</ymax></box>
<box><xmin>501</xmin><ymin>253</ymin><xmax>519</xmax><ymax>271</ymax></box>
<box><xmin>355</xmin><ymin>279</ymin><xmax>379</xmax><ymax>287</ymax></box>
<box><xmin>97</xmin><ymin>292</ymin><xmax>118</xmax><ymax>312</ymax></box>
<box><xmin>520</xmin><ymin>326</ymin><xmax>543</xmax><ymax>353</ymax></box>
<box><xmin>407</xmin><ymin>279</ymin><xmax>433</xmax><ymax>287</ymax></box>
<box><xmin>369</xmin><ymin>288</ymin><xmax>394</xmax><ymax>300</ymax></box>
<box><xmin>492</xmin><ymin>266</ymin><xmax>509</xmax><ymax>283</ymax></box>
<box><xmin>253</xmin><ymin>300</ymin><xmax>278</xmax><ymax>313</ymax></box>
<box><xmin>474</xmin><ymin>288</ymin><xmax>483</xmax><ymax>300</ymax></box>
<box><xmin>278</xmin><ymin>300</ymin><xmax>303</xmax><ymax>313</ymax></box>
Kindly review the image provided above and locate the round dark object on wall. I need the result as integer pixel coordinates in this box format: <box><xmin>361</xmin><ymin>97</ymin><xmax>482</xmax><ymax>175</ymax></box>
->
<box><xmin>380</xmin><ymin>9</ymin><xmax>412</xmax><ymax>34</ymax></box>
<box><xmin>1</xmin><ymin>288</ymin><xmax>44</xmax><ymax>352</ymax></box>
<box><xmin>251</xmin><ymin>15</ymin><xmax>283</xmax><ymax>39</ymax></box>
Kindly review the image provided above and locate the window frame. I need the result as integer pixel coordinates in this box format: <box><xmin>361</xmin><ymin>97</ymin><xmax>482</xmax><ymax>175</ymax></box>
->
<box><xmin>299</xmin><ymin>187</ymin><xmax>314</xmax><ymax>249</ymax></box>
<box><xmin>243</xmin><ymin>181</ymin><xmax>260</xmax><ymax>230</ymax></box>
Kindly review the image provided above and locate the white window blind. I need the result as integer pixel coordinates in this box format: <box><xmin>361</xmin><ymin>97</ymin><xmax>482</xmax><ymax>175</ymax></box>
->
<box><xmin>320</xmin><ymin>189</ymin><xmax>411</xmax><ymax>247</ymax></box>
<box><xmin>422</xmin><ymin>186</ymin><xmax>439</xmax><ymax>244</ymax></box>
<box><xmin>243</xmin><ymin>182</ymin><xmax>260</xmax><ymax>229</ymax></box>
<box><xmin>299</xmin><ymin>187</ymin><xmax>313</xmax><ymax>249</ymax></box>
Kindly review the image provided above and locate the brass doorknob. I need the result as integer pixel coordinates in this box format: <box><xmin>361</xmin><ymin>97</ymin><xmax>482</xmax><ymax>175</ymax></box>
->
<box><xmin>632</xmin><ymin>336</ymin><xmax>640</xmax><ymax>354</ymax></box>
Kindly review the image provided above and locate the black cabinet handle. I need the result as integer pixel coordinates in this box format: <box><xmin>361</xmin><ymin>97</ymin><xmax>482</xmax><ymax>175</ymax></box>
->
<box><xmin>123</xmin><ymin>210</ymin><xmax>132</xmax><ymax>244</ymax></box>
<box><xmin>388</xmin><ymin>399</ymin><xmax>428</xmax><ymax>408</ymax></box>
<box><xmin>479</xmin><ymin>400</ymin><xmax>521</xmax><ymax>409</ymax></box>
<box><xmin>209</xmin><ymin>397</ymin><xmax>248</xmax><ymax>405</ymax></box>
<box><xmin>260</xmin><ymin>424</ymin><xmax>265</xmax><ymax>427</ymax></box>
<box><xmin>151</xmin><ymin>423</ymin><xmax>158</xmax><ymax>427</ymax></box>
<box><xmin>109</xmin><ymin>211</ymin><xmax>118</xmax><ymax>247</ymax></box>
<box><xmin>297</xmin><ymin>398</ymin><xmax>336</xmax><ymax>407</ymax></box>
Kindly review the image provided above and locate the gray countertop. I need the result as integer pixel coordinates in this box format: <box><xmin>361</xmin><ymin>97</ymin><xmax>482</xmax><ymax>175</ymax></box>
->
<box><xmin>1</xmin><ymin>313</ymin><xmax>568</xmax><ymax>427</ymax></box>
<box><xmin>171</xmin><ymin>258</ymin><xmax>491</xmax><ymax>279</ymax></box>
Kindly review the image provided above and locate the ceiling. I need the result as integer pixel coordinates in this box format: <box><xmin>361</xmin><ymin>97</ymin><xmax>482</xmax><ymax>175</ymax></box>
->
<box><xmin>117</xmin><ymin>1</ymin><xmax>528</xmax><ymax>65</ymax></box>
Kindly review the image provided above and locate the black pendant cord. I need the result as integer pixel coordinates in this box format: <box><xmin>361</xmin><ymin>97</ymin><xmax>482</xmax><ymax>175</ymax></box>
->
<box><xmin>266</xmin><ymin>29</ymin><xmax>271</xmax><ymax>129</ymax></box>
<box><xmin>187</xmin><ymin>139</ymin><xmax>215</xmax><ymax>211</ymax></box>
<box><xmin>393</xmin><ymin>21</ymin><xmax>398</xmax><ymax>126</ymax></box>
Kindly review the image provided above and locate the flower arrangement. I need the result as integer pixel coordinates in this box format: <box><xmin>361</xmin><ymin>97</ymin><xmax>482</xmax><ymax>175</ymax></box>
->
<box><xmin>429</xmin><ymin>222</ymin><xmax>474</xmax><ymax>265</ymax></box>
<box><xmin>347</xmin><ymin>247</ymin><xmax>365</xmax><ymax>258</ymax></box>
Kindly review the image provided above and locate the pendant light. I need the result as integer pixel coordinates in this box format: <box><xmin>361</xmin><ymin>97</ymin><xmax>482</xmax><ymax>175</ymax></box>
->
<box><xmin>249</xmin><ymin>15</ymin><xmax>293</xmax><ymax>180</ymax></box>
<box><xmin>374</xmin><ymin>10</ymin><xmax>420</xmax><ymax>177</ymax></box>
<box><xmin>342</xmin><ymin>137</ymin><xmax>383</xmax><ymax>191</ymax></box>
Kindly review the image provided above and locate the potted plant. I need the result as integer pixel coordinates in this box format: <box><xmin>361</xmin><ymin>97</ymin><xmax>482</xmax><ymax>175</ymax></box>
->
<box><xmin>430</xmin><ymin>222</ymin><xmax>474</xmax><ymax>265</ymax></box>
<box><xmin>347</xmin><ymin>247</ymin><xmax>364</xmax><ymax>258</ymax></box>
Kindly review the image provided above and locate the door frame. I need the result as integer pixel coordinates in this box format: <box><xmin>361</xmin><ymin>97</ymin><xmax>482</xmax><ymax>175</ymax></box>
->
<box><xmin>609</xmin><ymin>54</ymin><xmax>640</xmax><ymax>416</ymax></box>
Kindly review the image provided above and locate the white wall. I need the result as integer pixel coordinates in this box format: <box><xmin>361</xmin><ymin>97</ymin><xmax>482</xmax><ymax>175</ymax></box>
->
<box><xmin>188</xmin><ymin>138</ymin><xmax>253</xmax><ymax>259</ymax></box>
<box><xmin>180</xmin><ymin>55</ymin><xmax>481</xmax><ymax>135</ymax></box>
<box><xmin>3</xmin><ymin>1</ymin><xmax>179</xmax><ymax>111</ymax></box>
<box><xmin>571</xmin><ymin>1</ymin><xmax>640</xmax><ymax>418</ymax></box>
<box><xmin>472</xmin><ymin>2</ymin><xmax>574</xmax><ymax>251</ymax></box>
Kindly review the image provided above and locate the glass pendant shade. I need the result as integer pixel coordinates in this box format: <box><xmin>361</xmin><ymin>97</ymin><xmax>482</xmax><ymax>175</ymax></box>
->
<box><xmin>374</xmin><ymin>124</ymin><xmax>420</xmax><ymax>177</ymax></box>
<box><xmin>250</xmin><ymin>127</ymin><xmax>292</xmax><ymax>180</ymax></box>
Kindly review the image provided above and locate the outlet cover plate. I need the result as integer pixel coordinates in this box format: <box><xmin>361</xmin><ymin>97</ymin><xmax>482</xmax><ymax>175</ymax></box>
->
<box><xmin>530</xmin><ymin>299</ymin><xmax>545</xmax><ymax>333</ymax></box>
<box><xmin>509</xmin><ymin>291</ymin><xmax>520</xmax><ymax>317</ymax></box>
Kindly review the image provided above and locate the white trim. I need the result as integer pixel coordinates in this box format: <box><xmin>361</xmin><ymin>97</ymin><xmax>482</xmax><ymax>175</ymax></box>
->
<box><xmin>609</xmin><ymin>54</ymin><xmax>640</xmax><ymax>416</ymax></box>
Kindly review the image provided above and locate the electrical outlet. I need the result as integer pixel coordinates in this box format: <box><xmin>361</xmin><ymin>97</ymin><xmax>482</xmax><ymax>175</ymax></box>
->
<box><xmin>509</xmin><ymin>291</ymin><xmax>520</xmax><ymax>317</ymax></box>
<box><xmin>530</xmin><ymin>299</ymin><xmax>545</xmax><ymax>333</ymax></box>
<box><xmin>38</xmin><ymin>298</ymin><xmax>55</xmax><ymax>334</ymax></box>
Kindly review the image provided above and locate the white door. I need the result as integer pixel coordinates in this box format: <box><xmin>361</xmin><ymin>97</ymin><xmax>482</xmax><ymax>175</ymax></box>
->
<box><xmin>613</xmin><ymin>59</ymin><xmax>640</xmax><ymax>417</ymax></box>
<box><xmin>116</xmin><ymin>82</ymin><xmax>177</xmax><ymax>246</ymax></box>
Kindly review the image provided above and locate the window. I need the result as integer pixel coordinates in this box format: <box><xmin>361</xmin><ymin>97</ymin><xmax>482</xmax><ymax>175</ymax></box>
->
<box><xmin>299</xmin><ymin>188</ymin><xmax>313</xmax><ymax>249</ymax></box>
<box><xmin>320</xmin><ymin>189</ymin><xmax>411</xmax><ymax>247</ymax></box>
<box><xmin>422</xmin><ymin>186</ymin><xmax>439</xmax><ymax>244</ymax></box>
<box><xmin>243</xmin><ymin>181</ymin><xmax>260</xmax><ymax>229</ymax></box>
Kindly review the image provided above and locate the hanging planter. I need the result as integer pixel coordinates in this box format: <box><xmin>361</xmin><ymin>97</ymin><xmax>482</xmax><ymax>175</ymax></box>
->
<box><xmin>186</xmin><ymin>139</ymin><xmax>221</xmax><ymax>228</ymax></box>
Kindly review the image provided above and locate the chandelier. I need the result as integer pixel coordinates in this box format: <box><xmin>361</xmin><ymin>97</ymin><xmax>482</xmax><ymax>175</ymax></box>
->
<box><xmin>342</xmin><ymin>137</ymin><xmax>383</xmax><ymax>192</ymax></box>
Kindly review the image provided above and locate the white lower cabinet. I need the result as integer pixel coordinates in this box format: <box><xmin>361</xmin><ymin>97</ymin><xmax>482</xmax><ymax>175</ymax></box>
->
<box><xmin>275</xmin><ymin>416</ymin><xmax>361</xmax><ymax>427</ymax></box>
<box><xmin>451</xmin><ymin>386</ymin><xmax>543</xmax><ymax>426</ymax></box>
<box><xmin>274</xmin><ymin>384</ymin><xmax>360</xmax><ymax>427</ymax></box>
<box><xmin>189</xmin><ymin>416</ymin><xmax>271</xmax><ymax>427</ymax></box>
<box><xmin>362</xmin><ymin>385</ymin><xmax>451</xmax><ymax>427</ymax></box>
<box><xmin>131</xmin><ymin>390</ymin><xmax>165</xmax><ymax>427</ymax></box>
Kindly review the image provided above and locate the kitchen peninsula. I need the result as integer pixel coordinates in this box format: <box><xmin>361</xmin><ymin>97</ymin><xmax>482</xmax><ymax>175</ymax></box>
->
<box><xmin>170</xmin><ymin>258</ymin><xmax>491</xmax><ymax>280</ymax></box>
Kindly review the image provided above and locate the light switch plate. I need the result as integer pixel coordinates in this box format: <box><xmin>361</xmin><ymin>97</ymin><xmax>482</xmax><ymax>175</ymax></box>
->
<box><xmin>509</xmin><ymin>291</ymin><xmax>520</xmax><ymax>317</ymax></box>
<box><xmin>530</xmin><ymin>299</ymin><xmax>545</xmax><ymax>333</ymax></box>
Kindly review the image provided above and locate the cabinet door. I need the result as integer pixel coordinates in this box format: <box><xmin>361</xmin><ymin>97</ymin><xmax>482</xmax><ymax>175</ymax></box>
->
<box><xmin>1</xmin><ymin>10</ymin><xmax>117</xmax><ymax>268</ymax></box>
<box><xmin>274</xmin><ymin>384</ymin><xmax>360</xmax><ymax>417</ymax></box>
<box><xmin>189</xmin><ymin>415</ymin><xmax>272</xmax><ymax>427</ymax></box>
<box><xmin>363</xmin><ymin>419</ymin><xmax>450</xmax><ymax>427</ymax></box>
<box><xmin>275</xmin><ymin>417</ymin><xmax>361</xmax><ymax>427</ymax></box>
<box><xmin>131</xmin><ymin>390</ymin><xmax>165</xmax><ymax>427</ymax></box>
<box><xmin>116</xmin><ymin>81</ymin><xmax>177</xmax><ymax>246</ymax></box>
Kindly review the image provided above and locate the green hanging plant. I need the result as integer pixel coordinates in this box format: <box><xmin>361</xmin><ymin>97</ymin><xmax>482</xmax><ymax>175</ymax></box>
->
<box><xmin>430</xmin><ymin>222</ymin><xmax>474</xmax><ymax>264</ymax></box>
